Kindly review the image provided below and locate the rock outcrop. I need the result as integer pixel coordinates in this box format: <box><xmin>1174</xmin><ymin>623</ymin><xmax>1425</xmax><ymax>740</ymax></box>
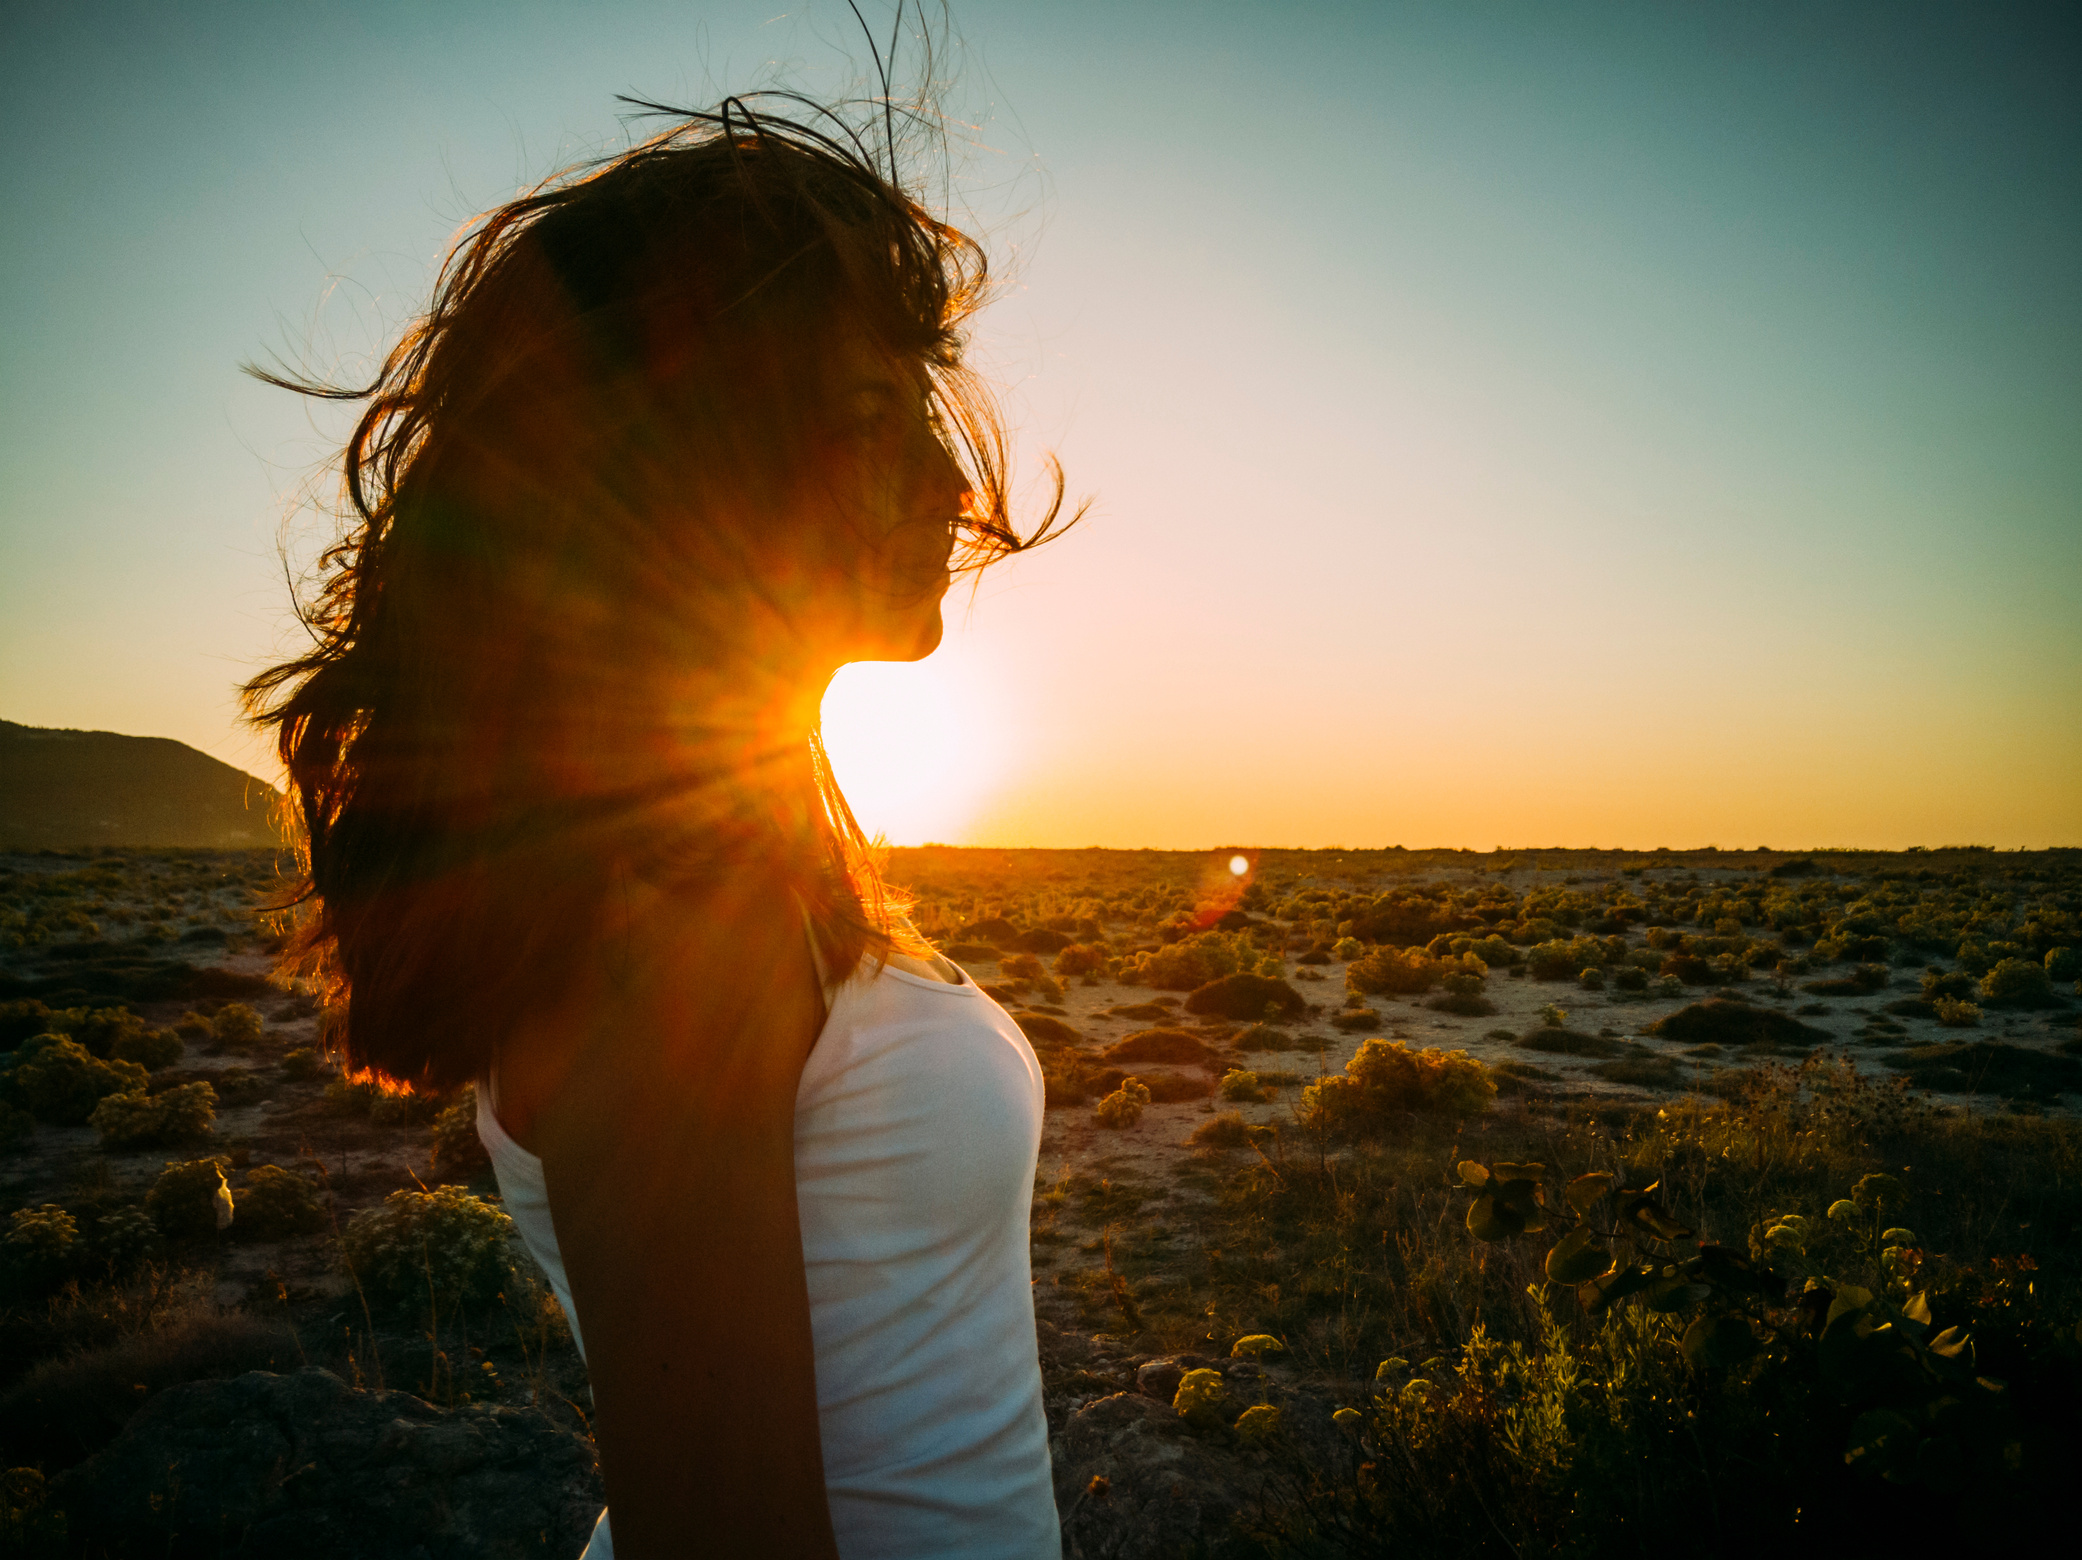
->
<box><xmin>51</xmin><ymin>1367</ymin><xmax>602</xmax><ymax>1559</ymax></box>
<box><xmin>1038</xmin><ymin>1320</ymin><xmax>1349</xmax><ymax>1559</ymax></box>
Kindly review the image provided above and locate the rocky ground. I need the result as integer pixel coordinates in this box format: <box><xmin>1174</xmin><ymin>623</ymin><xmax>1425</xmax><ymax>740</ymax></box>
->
<box><xmin>5</xmin><ymin>846</ymin><xmax>2078</xmax><ymax>1556</ymax></box>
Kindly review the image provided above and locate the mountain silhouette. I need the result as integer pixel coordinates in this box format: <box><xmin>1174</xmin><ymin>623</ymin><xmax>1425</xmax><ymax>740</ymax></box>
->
<box><xmin>0</xmin><ymin>719</ymin><xmax>286</xmax><ymax>849</ymax></box>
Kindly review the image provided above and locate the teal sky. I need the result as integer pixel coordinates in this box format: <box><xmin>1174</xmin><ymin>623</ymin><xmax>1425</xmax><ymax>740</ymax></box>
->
<box><xmin>3</xmin><ymin>2</ymin><xmax>2076</xmax><ymax>848</ymax></box>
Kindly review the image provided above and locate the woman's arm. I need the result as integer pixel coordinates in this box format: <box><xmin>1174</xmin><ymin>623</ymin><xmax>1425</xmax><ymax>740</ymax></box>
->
<box><xmin>528</xmin><ymin>868</ymin><xmax>837</xmax><ymax>1559</ymax></box>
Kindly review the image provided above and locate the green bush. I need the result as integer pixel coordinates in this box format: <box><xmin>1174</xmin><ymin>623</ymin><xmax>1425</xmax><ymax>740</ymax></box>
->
<box><xmin>431</xmin><ymin>1086</ymin><xmax>492</xmax><ymax>1178</ymax></box>
<box><xmin>1980</xmin><ymin>957</ymin><xmax>2056</xmax><ymax>1008</ymax></box>
<box><xmin>88</xmin><ymin>1082</ymin><xmax>217</xmax><ymax>1148</ymax></box>
<box><xmin>1347</xmin><ymin>946</ymin><xmax>1438</xmax><ymax>995</ymax></box>
<box><xmin>1525</xmin><ymin>941</ymin><xmax>1584</xmax><ymax>981</ymax></box>
<box><xmin>1332</xmin><ymin>936</ymin><xmax>1364</xmax><ymax>961</ymax></box>
<box><xmin>145</xmin><ymin>1157</ymin><xmax>235</xmax><ymax>1242</ymax></box>
<box><xmin>2</xmin><ymin>1205</ymin><xmax>79</xmax><ymax>1294</ymax></box>
<box><xmin>92</xmin><ymin>1206</ymin><xmax>158</xmax><ymax>1271</ymax></box>
<box><xmin>1301</xmin><ymin>1039</ymin><xmax>1495</xmax><ymax>1132</ymax></box>
<box><xmin>211</xmin><ymin>1003</ymin><xmax>264</xmax><ymax>1051</ymax></box>
<box><xmin>339</xmin><ymin>1185</ymin><xmax>516</xmax><ymax>1317</ymax></box>
<box><xmin>1220</xmin><ymin>1068</ymin><xmax>1264</xmax><ymax>1102</ymax></box>
<box><xmin>1612</xmin><ymin>966</ymin><xmax>1648</xmax><ymax>992</ymax></box>
<box><xmin>1933</xmin><ymin>996</ymin><xmax>1982</xmax><ymax>1028</ymax></box>
<box><xmin>1577</xmin><ymin>967</ymin><xmax>1605</xmax><ymax>991</ymax></box>
<box><xmin>1469</xmin><ymin>934</ymin><xmax>1517</xmax><ymax>968</ymax></box>
<box><xmin>2046</xmin><ymin>946</ymin><xmax>2079</xmax><ymax>983</ymax></box>
<box><xmin>214</xmin><ymin>1067</ymin><xmax>267</xmax><ymax>1105</ymax></box>
<box><xmin>1054</xmin><ymin>943</ymin><xmax>1106</xmax><ymax>978</ymax></box>
<box><xmin>280</xmin><ymin>1046</ymin><xmax>324</xmax><ymax>1080</ymax></box>
<box><xmin>1920</xmin><ymin>968</ymin><xmax>1977</xmax><ymax>1001</ymax></box>
<box><xmin>1173</xmin><ymin>1366</ymin><xmax>1229</xmax><ymax>1429</ymax></box>
<box><xmin>41</xmin><ymin>1005</ymin><xmax>145</xmax><ymax>1059</ymax></box>
<box><xmin>1127</xmin><ymin>941</ymin><xmax>1221</xmax><ymax>990</ymax></box>
<box><xmin>1094</xmin><ymin>1077</ymin><xmax>1151</xmax><ymax>1129</ymax></box>
<box><xmin>7</xmin><ymin>1036</ymin><xmax>147</xmax><ymax>1125</ymax></box>
<box><xmin>109</xmin><ymin>1027</ymin><xmax>182</xmax><ymax>1070</ymax></box>
<box><xmin>235</xmin><ymin>1164</ymin><xmax>327</xmax><ymax>1239</ymax></box>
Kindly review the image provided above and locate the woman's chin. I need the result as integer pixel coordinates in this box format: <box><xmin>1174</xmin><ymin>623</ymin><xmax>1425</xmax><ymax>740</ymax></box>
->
<box><xmin>848</xmin><ymin>611</ymin><xmax>942</xmax><ymax>665</ymax></box>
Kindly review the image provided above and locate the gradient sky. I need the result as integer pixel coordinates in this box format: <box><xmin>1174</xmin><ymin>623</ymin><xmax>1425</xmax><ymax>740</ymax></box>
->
<box><xmin>3</xmin><ymin>1</ymin><xmax>2076</xmax><ymax>849</ymax></box>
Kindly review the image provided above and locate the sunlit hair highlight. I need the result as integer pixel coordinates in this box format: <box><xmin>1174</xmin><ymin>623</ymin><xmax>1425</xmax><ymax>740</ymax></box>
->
<box><xmin>245</xmin><ymin>97</ymin><xmax>1074</xmax><ymax>1093</ymax></box>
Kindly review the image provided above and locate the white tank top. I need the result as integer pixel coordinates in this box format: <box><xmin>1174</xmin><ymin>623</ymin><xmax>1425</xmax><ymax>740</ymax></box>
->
<box><xmin>476</xmin><ymin>949</ymin><xmax>1061</xmax><ymax>1560</ymax></box>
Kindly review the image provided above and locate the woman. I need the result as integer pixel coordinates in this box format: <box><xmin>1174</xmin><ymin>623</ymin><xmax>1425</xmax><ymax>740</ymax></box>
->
<box><xmin>245</xmin><ymin>101</ymin><xmax>1074</xmax><ymax>1558</ymax></box>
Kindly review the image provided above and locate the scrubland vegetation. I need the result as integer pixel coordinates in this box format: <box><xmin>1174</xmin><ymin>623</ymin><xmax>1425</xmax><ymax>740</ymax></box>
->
<box><xmin>897</xmin><ymin>843</ymin><xmax>2081</xmax><ymax>1553</ymax></box>
<box><xmin>2</xmin><ymin>842</ymin><xmax>2079</xmax><ymax>1554</ymax></box>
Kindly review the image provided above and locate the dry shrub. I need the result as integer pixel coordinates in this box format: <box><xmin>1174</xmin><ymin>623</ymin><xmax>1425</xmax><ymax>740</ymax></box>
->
<box><xmin>1011</xmin><ymin>1012</ymin><xmax>1082</xmax><ymax>1045</ymax></box>
<box><xmin>0</xmin><ymin>1306</ymin><xmax>299</xmax><ymax>1470</ymax></box>
<box><xmin>1190</xmin><ymin>1112</ymin><xmax>1271</xmax><ymax>1153</ymax></box>
<box><xmin>1102</xmin><ymin>1029</ymin><xmax>1216</xmax><ymax>1067</ymax></box>
<box><xmin>1234</xmin><ymin>1022</ymin><xmax>1297</xmax><ymax>1052</ymax></box>
<box><xmin>1301</xmin><ymin>1039</ymin><xmax>1495</xmax><ymax>1133</ymax></box>
<box><xmin>1102</xmin><ymin>1002</ymin><xmax>1176</xmax><ymax>1021</ymax></box>
<box><xmin>1135</xmin><ymin>1069</ymin><xmax>1214</xmax><ymax>1103</ymax></box>
<box><xmin>1515</xmin><ymin>1028</ymin><xmax>1630</xmax><ymax>1057</ymax></box>
<box><xmin>1054</xmin><ymin>943</ymin><xmax>1106</xmax><ymax>978</ymax></box>
<box><xmin>1648</xmin><ymin>999</ymin><xmax>1829</xmax><ymax>1050</ymax></box>
<box><xmin>1184</xmin><ymin>973</ymin><xmax>1307</xmax><ymax>1020</ymax></box>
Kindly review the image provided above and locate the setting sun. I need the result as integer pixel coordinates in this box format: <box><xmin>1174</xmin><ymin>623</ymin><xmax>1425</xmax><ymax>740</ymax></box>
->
<box><xmin>821</xmin><ymin>651</ymin><xmax>1008</xmax><ymax>847</ymax></box>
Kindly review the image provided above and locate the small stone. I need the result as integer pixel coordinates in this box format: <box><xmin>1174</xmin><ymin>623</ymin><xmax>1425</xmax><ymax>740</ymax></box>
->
<box><xmin>1135</xmin><ymin>1359</ymin><xmax>1185</xmax><ymax>1401</ymax></box>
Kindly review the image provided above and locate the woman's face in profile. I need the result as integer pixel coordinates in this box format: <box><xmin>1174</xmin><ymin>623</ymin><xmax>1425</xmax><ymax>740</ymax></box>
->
<box><xmin>800</xmin><ymin>339</ymin><xmax>968</xmax><ymax>666</ymax></box>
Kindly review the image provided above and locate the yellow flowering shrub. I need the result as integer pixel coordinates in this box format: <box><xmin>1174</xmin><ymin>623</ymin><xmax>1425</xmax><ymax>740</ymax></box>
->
<box><xmin>1094</xmin><ymin>1077</ymin><xmax>1152</xmax><ymax>1129</ymax></box>
<box><xmin>340</xmin><ymin>1185</ymin><xmax>516</xmax><ymax>1317</ymax></box>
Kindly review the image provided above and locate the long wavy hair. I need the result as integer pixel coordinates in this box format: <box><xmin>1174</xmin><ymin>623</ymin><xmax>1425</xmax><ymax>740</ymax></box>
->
<box><xmin>244</xmin><ymin>98</ymin><xmax>1073</xmax><ymax>1093</ymax></box>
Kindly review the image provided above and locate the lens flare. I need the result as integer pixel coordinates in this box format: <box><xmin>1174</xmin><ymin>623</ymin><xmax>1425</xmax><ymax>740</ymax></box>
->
<box><xmin>1229</xmin><ymin>855</ymin><xmax>1250</xmax><ymax>877</ymax></box>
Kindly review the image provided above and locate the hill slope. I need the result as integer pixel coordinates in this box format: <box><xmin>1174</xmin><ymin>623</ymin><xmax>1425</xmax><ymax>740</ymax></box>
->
<box><xmin>0</xmin><ymin>719</ymin><xmax>286</xmax><ymax>848</ymax></box>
